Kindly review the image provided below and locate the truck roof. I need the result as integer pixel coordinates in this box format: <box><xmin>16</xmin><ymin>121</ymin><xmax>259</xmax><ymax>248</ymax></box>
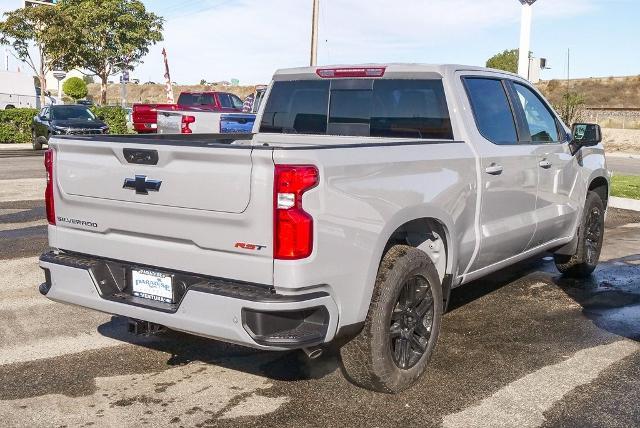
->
<box><xmin>272</xmin><ymin>63</ymin><xmax>520</xmax><ymax>81</ymax></box>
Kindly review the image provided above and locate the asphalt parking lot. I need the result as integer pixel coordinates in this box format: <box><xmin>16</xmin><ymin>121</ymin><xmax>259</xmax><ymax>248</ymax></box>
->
<box><xmin>1</xmin><ymin>145</ymin><xmax>639</xmax><ymax>427</ymax></box>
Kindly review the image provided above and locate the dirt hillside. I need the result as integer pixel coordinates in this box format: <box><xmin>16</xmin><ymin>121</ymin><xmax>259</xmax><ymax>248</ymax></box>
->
<box><xmin>89</xmin><ymin>75</ymin><xmax>640</xmax><ymax>108</ymax></box>
<box><xmin>538</xmin><ymin>76</ymin><xmax>640</xmax><ymax>108</ymax></box>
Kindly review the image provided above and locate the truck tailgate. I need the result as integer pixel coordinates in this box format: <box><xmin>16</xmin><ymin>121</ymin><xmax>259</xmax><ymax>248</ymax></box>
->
<box><xmin>49</xmin><ymin>138</ymin><xmax>274</xmax><ymax>285</ymax></box>
<box><xmin>57</xmin><ymin>139</ymin><xmax>252</xmax><ymax>213</ymax></box>
<box><xmin>220</xmin><ymin>113</ymin><xmax>256</xmax><ymax>133</ymax></box>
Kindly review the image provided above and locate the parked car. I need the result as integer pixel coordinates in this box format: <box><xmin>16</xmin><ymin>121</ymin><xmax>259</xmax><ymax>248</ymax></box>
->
<box><xmin>132</xmin><ymin>91</ymin><xmax>245</xmax><ymax>134</ymax></box>
<box><xmin>39</xmin><ymin>64</ymin><xmax>609</xmax><ymax>393</ymax></box>
<box><xmin>31</xmin><ymin>104</ymin><xmax>109</xmax><ymax>150</ymax></box>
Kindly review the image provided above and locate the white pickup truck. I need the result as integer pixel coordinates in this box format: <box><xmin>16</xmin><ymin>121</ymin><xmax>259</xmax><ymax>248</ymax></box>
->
<box><xmin>39</xmin><ymin>64</ymin><xmax>609</xmax><ymax>393</ymax></box>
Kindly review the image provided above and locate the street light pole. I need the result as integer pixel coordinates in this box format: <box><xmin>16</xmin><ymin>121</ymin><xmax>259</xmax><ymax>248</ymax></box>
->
<box><xmin>310</xmin><ymin>0</ymin><xmax>319</xmax><ymax>66</ymax></box>
<box><xmin>517</xmin><ymin>0</ymin><xmax>537</xmax><ymax>79</ymax></box>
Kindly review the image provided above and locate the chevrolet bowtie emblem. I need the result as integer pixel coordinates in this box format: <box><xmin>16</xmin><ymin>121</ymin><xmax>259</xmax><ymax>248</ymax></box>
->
<box><xmin>123</xmin><ymin>175</ymin><xmax>162</xmax><ymax>195</ymax></box>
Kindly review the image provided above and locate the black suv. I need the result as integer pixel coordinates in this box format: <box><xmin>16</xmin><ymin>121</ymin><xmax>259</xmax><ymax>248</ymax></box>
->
<box><xmin>32</xmin><ymin>105</ymin><xmax>109</xmax><ymax>150</ymax></box>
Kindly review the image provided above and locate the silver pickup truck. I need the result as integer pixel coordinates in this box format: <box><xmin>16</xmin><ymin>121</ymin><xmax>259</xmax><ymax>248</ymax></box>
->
<box><xmin>39</xmin><ymin>64</ymin><xmax>609</xmax><ymax>393</ymax></box>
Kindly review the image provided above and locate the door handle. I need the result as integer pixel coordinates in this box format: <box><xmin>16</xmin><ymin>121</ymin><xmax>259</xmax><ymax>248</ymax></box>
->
<box><xmin>485</xmin><ymin>164</ymin><xmax>503</xmax><ymax>175</ymax></box>
<box><xmin>539</xmin><ymin>159</ymin><xmax>552</xmax><ymax>169</ymax></box>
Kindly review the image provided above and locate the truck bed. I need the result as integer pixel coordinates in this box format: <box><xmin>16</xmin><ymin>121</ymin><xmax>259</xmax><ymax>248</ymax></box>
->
<box><xmin>60</xmin><ymin>133</ymin><xmax>254</xmax><ymax>147</ymax></box>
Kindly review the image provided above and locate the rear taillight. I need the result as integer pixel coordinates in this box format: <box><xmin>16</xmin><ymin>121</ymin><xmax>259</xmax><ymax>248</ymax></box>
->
<box><xmin>274</xmin><ymin>165</ymin><xmax>319</xmax><ymax>260</ymax></box>
<box><xmin>44</xmin><ymin>149</ymin><xmax>55</xmax><ymax>225</ymax></box>
<box><xmin>181</xmin><ymin>115</ymin><xmax>195</xmax><ymax>134</ymax></box>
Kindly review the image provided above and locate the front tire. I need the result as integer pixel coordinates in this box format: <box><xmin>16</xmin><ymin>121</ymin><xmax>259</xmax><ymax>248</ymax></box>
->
<box><xmin>340</xmin><ymin>245</ymin><xmax>442</xmax><ymax>393</ymax></box>
<box><xmin>32</xmin><ymin>131</ymin><xmax>43</xmax><ymax>151</ymax></box>
<box><xmin>554</xmin><ymin>191</ymin><xmax>605</xmax><ymax>277</ymax></box>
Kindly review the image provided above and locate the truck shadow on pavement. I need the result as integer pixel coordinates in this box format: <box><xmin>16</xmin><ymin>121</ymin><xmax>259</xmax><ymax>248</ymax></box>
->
<box><xmin>553</xmin><ymin>254</ymin><xmax>640</xmax><ymax>342</ymax></box>
<box><xmin>96</xmin><ymin>316</ymin><xmax>339</xmax><ymax>382</ymax></box>
<box><xmin>95</xmin><ymin>249</ymin><xmax>640</xmax><ymax>384</ymax></box>
<box><xmin>96</xmin><ymin>210</ymin><xmax>640</xmax><ymax>384</ymax></box>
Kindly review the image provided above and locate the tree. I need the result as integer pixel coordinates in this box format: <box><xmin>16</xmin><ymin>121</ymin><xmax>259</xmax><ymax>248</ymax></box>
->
<box><xmin>0</xmin><ymin>6</ymin><xmax>72</xmax><ymax>105</ymax></box>
<box><xmin>56</xmin><ymin>0</ymin><xmax>163</xmax><ymax>104</ymax></box>
<box><xmin>199</xmin><ymin>79</ymin><xmax>207</xmax><ymax>85</ymax></box>
<box><xmin>554</xmin><ymin>92</ymin><xmax>585</xmax><ymax>125</ymax></box>
<box><xmin>63</xmin><ymin>76</ymin><xmax>88</xmax><ymax>101</ymax></box>
<box><xmin>82</xmin><ymin>75</ymin><xmax>95</xmax><ymax>85</ymax></box>
<box><xmin>486</xmin><ymin>49</ymin><xmax>519</xmax><ymax>74</ymax></box>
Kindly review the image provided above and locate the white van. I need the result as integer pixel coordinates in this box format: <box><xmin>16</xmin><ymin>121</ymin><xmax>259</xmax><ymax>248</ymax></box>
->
<box><xmin>0</xmin><ymin>71</ymin><xmax>39</xmax><ymax>109</ymax></box>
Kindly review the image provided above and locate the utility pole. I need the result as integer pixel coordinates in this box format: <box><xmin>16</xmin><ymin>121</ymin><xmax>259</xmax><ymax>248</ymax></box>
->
<box><xmin>310</xmin><ymin>0</ymin><xmax>319</xmax><ymax>67</ymax></box>
<box><xmin>517</xmin><ymin>0</ymin><xmax>538</xmax><ymax>79</ymax></box>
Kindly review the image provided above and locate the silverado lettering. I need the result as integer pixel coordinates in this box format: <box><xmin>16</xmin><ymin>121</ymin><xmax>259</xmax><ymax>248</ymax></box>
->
<box><xmin>56</xmin><ymin>217</ymin><xmax>98</xmax><ymax>228</ymax></box>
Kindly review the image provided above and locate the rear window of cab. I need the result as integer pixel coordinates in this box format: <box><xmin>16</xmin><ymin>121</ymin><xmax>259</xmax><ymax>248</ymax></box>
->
<box><xmin>259</xmin><ymin>79</ymin><xmax>453</xmax><ymax>140</ymax></box>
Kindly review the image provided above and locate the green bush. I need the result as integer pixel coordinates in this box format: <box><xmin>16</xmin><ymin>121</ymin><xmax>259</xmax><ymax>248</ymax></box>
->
<box><xmin>91</xmin><ymin>106</ymin><xmax>130</xmax><ymax>134</ymax></box>
<box><xmin>0</xmin><ymin>108</ymin><xmax>38</xmax><ymax>144</ymax></box>
<box><xmin>63</xmin><ymin>77</ymin><xmax>88</xmax><ymax>101</ymax></box>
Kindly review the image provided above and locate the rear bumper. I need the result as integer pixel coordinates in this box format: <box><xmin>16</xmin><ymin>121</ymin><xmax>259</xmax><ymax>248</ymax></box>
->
<box><xmin>39</xmin><ymin>251</ymin><xmax>338</xmax><ymax>351</ymax></box>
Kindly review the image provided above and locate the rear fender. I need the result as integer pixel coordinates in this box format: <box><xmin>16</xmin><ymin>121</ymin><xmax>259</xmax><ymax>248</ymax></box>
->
<box><xmin>356</xmin><ymin>204</ymin><xmax>457</xmax><ymax>322</ymax></box>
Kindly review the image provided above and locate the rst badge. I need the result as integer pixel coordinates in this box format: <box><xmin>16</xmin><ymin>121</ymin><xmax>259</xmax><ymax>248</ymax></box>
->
<box><xmin>235</xmin><ymin>242</ymin><xmax>267</xmax><ymax>251</ymax></box>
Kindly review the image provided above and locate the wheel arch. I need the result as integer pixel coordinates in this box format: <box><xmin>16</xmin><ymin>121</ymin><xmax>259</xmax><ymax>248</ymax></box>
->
<box><xmin>369</xmin><ymin>206</ymin><xmax>458</xmax><ymax>312</ymax></box>
<box><xmin>588</xmin><ymin>175</ymin><xmax>609</xmax><ymax>208</ymax></box>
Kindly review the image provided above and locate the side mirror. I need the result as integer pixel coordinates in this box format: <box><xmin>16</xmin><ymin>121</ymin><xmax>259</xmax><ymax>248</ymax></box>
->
<box><xmin>571</xmin><ymin>123</ymin><xmax>602</xmax><ymax>147</ymax></box>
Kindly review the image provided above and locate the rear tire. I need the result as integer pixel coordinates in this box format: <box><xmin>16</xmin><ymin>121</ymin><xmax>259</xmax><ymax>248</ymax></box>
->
<box><xmin>340</xmin><ymin>245</ymin><xmax>442</xmax><ymax>393</ymax></box>
<box><xmin>32</xmin><ymin>131</ymin><xmax>43</xmax><ymax>151</ymax></box>
<box><xmin>554</xmin><ymin>191</ymin><xmax>605</xmax><ymax>278</ymax></box>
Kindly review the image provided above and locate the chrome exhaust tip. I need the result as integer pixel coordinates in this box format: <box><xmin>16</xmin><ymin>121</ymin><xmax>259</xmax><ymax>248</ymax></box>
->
<box><xmin>302</xmin><ymin>346</ymin><xmax>324</xmax><ymax>359</ymax></box>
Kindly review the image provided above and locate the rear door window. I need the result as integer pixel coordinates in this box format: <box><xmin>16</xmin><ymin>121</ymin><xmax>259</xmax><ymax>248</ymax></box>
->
<box><xmin>463</xmin><ymin>78</ymin><xmax>518</xmax><ymax>145</ymax></box>
<box><xmin>259</xmin><ymin>79</ymin><xmax>453</xmax><ymax>139</ymax></box>
<box><xmin>230</xmin><ymin>94</ymin><xmax>244</xmax><ymax>109</ymax></box>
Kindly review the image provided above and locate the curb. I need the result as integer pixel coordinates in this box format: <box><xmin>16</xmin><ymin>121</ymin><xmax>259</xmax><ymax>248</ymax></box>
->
<box><xmin>607</xmin><ymin>152</ymin><xmax>640</xmax><ymax>160</ymax></box>
<box><xmin>610</xmin><ymin>196</ymin><xmax>640</xmax><ymax>212</ymax></box>
<box><xmin>0</xmin><ymin>143</ymin><xmax>31</xmax><ymax>150</ymax></box>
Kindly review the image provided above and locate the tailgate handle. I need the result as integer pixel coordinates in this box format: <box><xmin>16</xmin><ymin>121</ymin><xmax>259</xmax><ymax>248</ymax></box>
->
<box><xmin>123</xmin><ymin>148</ymin><xmax>159</xmax><ymax>165</ymax></box>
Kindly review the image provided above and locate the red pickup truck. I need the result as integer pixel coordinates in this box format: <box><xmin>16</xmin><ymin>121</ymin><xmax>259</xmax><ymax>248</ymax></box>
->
<box><xmin>132</xmin><ymin>91</ymin><xmax>245</xmax><ymax>134</ymax></box>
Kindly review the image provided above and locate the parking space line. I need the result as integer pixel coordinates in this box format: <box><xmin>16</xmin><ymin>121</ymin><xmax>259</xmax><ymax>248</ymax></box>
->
<box><xmin>0</xmin><ymin>219</ymin><xmax>47</xmax><ymax>232</ymax></box>
<box><xmin>0</xmin><ymin>331</ymin><xmax>123</xmax><ymax>366</ymax></box>
<box><xmin>442</xmin><ymin>340</ymin><xmax>640</xmax><ymax>428</ymax></box>
<box><xmin>0</xmin><ymin>208</ymin><xmax>30</xmax><ymax>216</ymax></box>
<box><xmin>0</xmin><ymin>178</ymin><xmax>45</xmax><ymax>203</ymax></box>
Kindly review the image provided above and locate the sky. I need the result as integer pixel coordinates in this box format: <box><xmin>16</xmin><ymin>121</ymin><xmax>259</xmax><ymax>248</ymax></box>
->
<box><xmin>1</xmin><ymin>0</ymin><xmax>639</xmax><ymax>85</ymax></box>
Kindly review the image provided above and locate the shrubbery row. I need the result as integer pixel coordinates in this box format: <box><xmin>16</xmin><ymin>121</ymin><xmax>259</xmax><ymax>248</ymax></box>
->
<box><xmin>0</xmin><ymin>106</ymin><xmax>130</xmax><ymax>144</ymax></box>
<box><xmin>0</xmin><ymin>109</ymin><xmax>38</xmax><ymax>144</ymax></box>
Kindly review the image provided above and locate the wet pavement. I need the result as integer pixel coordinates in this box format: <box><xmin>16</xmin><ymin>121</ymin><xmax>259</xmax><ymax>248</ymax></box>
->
<box><xmin>0</xmin><ymin>150</ymin><xmax>639</xmax><ymax>427</ymax></box>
